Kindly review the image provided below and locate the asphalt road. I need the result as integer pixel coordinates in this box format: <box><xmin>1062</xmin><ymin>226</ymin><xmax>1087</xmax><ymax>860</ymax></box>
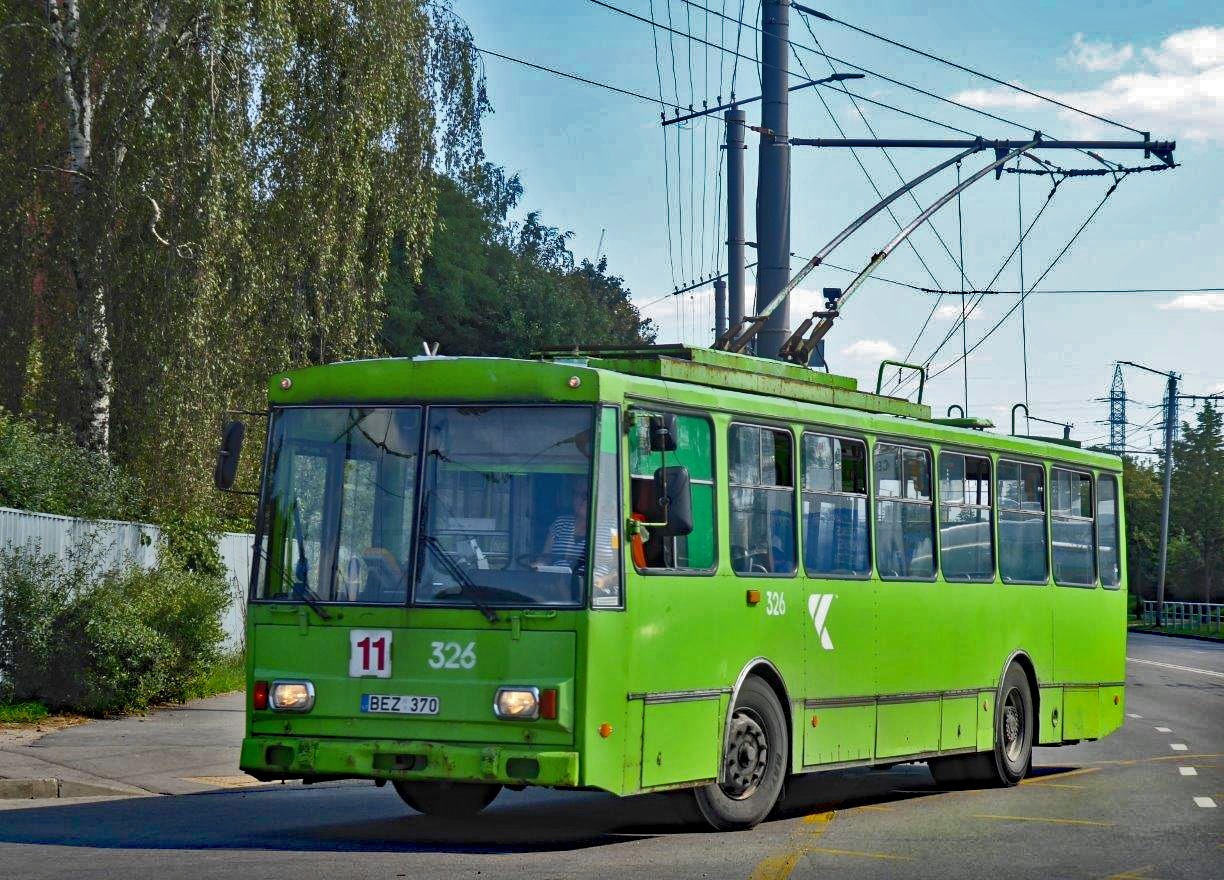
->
<box><xmin>0</xmin><ymin>632</ymin><xmax>1220</xmax><ymax>880</ymax></box>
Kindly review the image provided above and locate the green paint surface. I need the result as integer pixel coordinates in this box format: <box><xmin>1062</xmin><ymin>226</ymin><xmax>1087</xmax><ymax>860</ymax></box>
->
<box><xmin>241</xmin><ymin>353</ymin><xmax>1127</xmax><ymax>796</ymax></box>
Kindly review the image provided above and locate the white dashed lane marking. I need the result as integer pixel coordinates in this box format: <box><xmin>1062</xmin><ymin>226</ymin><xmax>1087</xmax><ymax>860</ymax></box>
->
<box><xmin>1193</xmin><ymin>797</ymin><xmax>1217</xmax><ymax>809</ymax></box>
<box><xmin>1178</xmin><ymin>767</ymin><xmax>1198</xmax><ymax>776</ymax></box>
<box><xmin>1154</xmin><ymin>726</ymin><xmax>1172</xmax><ymax>733</ymax></box>
<box><xmin>1126</xmin><ymin>712</ymin><xmax>1142</xmax><ymax>719</ymax></box>
<box><xmin>1171</xmin><ymin>744</ymin><xmax>1189</xmax><ymax>751</ymax></box>
<box><xmin>1127</xmin><ymin>657</ymin><xmax>1224</xmax><ymax>679</ymax></box>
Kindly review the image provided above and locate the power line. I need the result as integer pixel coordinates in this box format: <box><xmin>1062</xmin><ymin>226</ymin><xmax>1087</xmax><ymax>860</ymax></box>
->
<box><xmin>800</xmin><ymin>19</ymin><xmax>973</xmax><ymax>286</ymax></box>
<box><xmin>917</xmin><ymin>286</ymin><xmax>1224</xmax><ymax>295</ymax></box>
<box><xmin>928</xmin><ymin>176</ymin><xmax>1127</xmax><ymax>383</ymax></box>
<box><xmin>476</xmin><ymin>47</ymin><xmax>686</xmax><ymax>111</ymax></box>
<box><xmin>793</xmin><ymin>4</ymin><xmax>1146</xmax><ymax>136</ymax></box>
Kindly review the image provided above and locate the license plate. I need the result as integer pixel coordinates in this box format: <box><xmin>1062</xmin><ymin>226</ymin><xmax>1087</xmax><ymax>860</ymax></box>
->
<box><xmin>360</xmin><ymin>694</ymin><xmax>439</xmax><ymax>715</ymax></box>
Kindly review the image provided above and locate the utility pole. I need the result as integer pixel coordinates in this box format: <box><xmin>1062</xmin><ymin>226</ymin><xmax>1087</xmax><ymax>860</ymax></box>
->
<box><xmin>713</xmin><ymin>277</ymin><xmax>727</xmax><ymax>338</ymax></box>
<box><xmin>1156</xmin><ymin>373</ymin><xmax>1178</xmax><ymax>626</ymax></box>
<box><xmin>725</xmin><ymin>108</ymin><xmax>747</xmax><ymax>332</ymax></box>
<box><xmin>1119</xmin><ymin>361</ymin><xmax>1179</xmax><ymax>626</ymax></box>
<box><xmin>755</xmin><ymin>0</ymin><xmax>791</xmax><ymax>359</ymax></box>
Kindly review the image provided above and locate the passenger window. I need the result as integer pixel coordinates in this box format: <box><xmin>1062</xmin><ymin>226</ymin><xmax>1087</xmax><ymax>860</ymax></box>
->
<box><xmin>729</xmin><ymin>424</ymin><xmax>796</xmax><ymax>575</ymax></box>
<box><xmin>629</xmin><ymin>410</ymin><xmax>716</xmax><ymax>571</ymax></box>
<box><xmin>802</xmin><ymin>434</ymin><xmax>870</xmax><ymax>577</ymax></box>
<box><xmin>874</xmin><ymin>443</ymin><xmax>935</xmax><ymax>579</ymax></box>
<box><xmin>1051</xmin><ymin>468</ymin><xmax>1095</xmax><ymax>586</ymax></box>
<box><xmin>939</xmin><ymin>453</ymin><xmax>994</xmax><ymax>581</ymax></box>
<box><xmin>997</xmin><ymin>460</ymin><xmax>1048</xmax><ymax>583</ymax></box>
<box><xmin>1097</xmin><ymin>475</ymin><xmax>1121</xmax><ymax>589</ymax></box>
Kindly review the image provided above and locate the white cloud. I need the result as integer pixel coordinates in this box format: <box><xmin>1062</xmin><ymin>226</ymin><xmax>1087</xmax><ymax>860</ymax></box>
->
<box><xmin>1067</xmin><ymin>33</ymin><xmax>1134</xmax><ymax>72</ymax></box>
<box><xmin>1157</xmin><ymin>293</ymin><xmax>1224</xmax><ymax>312</ymax></box>
<box><xmin>839</xmin><ymin>339</ymin><xmax>898</xmax><ymax>361</ymax></box>
<box><xmin>952</xmin><ymin>25</ymin><xmax>1224</xmax><ymax>141</ymax></box>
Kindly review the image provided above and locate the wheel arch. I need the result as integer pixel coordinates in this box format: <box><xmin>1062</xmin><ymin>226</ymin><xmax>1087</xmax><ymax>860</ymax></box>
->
<box><xmin>720</xmin><ymin>657</ymin><xmax>794</xmax><ymax>783</ymax></box>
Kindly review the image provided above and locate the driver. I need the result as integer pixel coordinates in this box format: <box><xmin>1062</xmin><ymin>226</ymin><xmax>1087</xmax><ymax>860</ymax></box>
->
<box><xmin>537</xmin><ymin>487</ymin><xmax>589</xmax><ymax>571</ymax></box>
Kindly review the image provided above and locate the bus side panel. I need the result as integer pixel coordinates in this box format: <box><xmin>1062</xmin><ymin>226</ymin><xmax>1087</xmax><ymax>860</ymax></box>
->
<box><xmin>578</xmin><ymin>610</ymin><xmax>635</xmax><ymax>794</ymax></box>
<box><xmin>1038</xmin><ymin>687</ymin><xmax>1063</xmax><ymax>744</ymax></box>
<box><xmin>803</xmin><ymin>706</ymin><xmax>874</xmax><ymax>765</ymax></box>
<box><xmin>876</xmin><ymin>700</ymin><xmax>941</xmax><ymax>758</ymax></box>
<box><xmin>641</xmin><ymin>700</ymin><xmax>720</xmax><ymax>788</ymax></box>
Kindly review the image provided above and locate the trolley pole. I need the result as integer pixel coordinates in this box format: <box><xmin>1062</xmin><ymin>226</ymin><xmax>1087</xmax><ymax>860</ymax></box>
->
<box><xmin>713</xmin><ymin>277</ymin><xmax>727</xmax><ymax>338</ymax></box>
<box><xmin>725</xmin><ymin>108</ymin><xmax>747</xmax><ymax>332</ymax></box>
<box><xmin>1156</xmin><ymin>373</ymin><xmax>1179</xmax><ymax>627</ymax></box>
<box><xmin>755</xmin><ymin>0</ymin><xmax>791</xmax><ymax>359</ymax></box>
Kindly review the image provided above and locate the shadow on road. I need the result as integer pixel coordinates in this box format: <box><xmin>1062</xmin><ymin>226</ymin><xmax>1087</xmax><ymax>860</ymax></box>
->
<box><xmin>0</xmin><ymin>762</ymin><xmax>1087</xmax><ymax>854</ymax></box>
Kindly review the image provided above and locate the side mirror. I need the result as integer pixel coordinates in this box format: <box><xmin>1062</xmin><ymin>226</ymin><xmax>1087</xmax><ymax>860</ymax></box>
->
<box><xmin>214</xmin><ymin>420</ymin><xmax>246</xmax><ymax>490</ymax></box>
<box><xmin>652</xmin><ymin>466</ymin><xmax>693</xmax><ymax>536</ymax></box>
<box><xmin>648</xmin><ymin>414</ymin><xmax>678</xmax><ymax>452</ymax></box>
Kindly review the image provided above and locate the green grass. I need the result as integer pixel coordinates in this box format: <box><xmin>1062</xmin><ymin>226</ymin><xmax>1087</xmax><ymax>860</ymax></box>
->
<box><xmin>0</xmin><ymin>701</ymin><xmax>50</xmax><ymax>724</ymax></box>
<box><xmin>184</xmin><ymin>651</ymin><xmax>246</xmax><ymax>700</ymax></box>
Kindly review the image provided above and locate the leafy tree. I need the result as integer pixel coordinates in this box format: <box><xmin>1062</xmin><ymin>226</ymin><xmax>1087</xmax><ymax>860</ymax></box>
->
<box><xmin>1169</xmin><ymin>403</ymin><xmax>1224</xmax><ymax>602</ymax></box>
<box><xmin>385</xmin><ymin>163</ymin><xmax>656</xmax><ymax>358</ymax></box>
<box><xmin>1</xmin><ymin>0</ymin><xmax>488</xmax><ymax>520</ymax></box>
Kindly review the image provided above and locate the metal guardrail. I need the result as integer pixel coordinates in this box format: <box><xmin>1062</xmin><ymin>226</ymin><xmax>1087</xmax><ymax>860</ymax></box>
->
<box><xmin>1142</xmin><ymin>600</ymin><xmax>1224</xmax><ymax>634</ymax></box>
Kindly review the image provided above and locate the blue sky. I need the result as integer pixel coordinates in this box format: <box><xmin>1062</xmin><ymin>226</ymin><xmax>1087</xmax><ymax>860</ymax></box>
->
<box><xmin>454</xmin><ymin>0</ymin><xmax>1223</xmax><ymax>450</ymax></box>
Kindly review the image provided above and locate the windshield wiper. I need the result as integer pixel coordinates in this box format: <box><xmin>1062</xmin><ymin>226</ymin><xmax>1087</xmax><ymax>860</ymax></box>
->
<box><xmin>420</xmin><ymin>534</ymin><xmax>499</xmax><ymax>623</ymax></box>
<box><xmin>291</xmin><ymin>498</ymin><xmax>331</xmax><ymax>621</ymax></box>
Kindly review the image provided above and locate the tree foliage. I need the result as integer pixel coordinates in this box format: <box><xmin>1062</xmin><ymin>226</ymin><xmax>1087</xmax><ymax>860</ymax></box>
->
<box><xmin>384</xmin><ymin>164</ymin><xmax>657</xmax><ymax>358</ymax></box>
<box><xmin>1</xmin><ymin>0</ymin><xmax>487</xmax><ymax>515</ymax></box>
<box><xmin>1124</xmin><ymin>403</ymin><xmax>1224</xmax><ymax>603</ymax></box>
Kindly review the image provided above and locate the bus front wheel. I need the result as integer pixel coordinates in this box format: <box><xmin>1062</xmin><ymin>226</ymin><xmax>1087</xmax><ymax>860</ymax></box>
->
<box><xmin>392</xmin><ymin>780</ymin><xmax>502</xmax><ymax>817</ymax></box>
<box><xmin>694</xmin><ymin>676</ymin><xmax>788</xmax><ymax>831</ymax></box>
<box><xmin>929</xmin><ymin>664</ymin><xmax>1034</xmax><ymax>788</ymax></box>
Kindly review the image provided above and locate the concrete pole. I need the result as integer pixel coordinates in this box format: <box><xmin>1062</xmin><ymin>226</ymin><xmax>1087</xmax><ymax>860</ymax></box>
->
<box><xmin>1155</xmin><ymin>373</ymin><xmax>1178</xmax><ymax>626</ymax></box>
<box><xmin>755</xmin><ymin>0</ymin><xmax>791</xmax><ymax>359</ymax></box>
<box><xmin>725</xmin><ymin>108</ymin><xmax>747</xmax><ymax>331</ymax></box>
<box><xmin>713</xmin><ymin>278</ymin><xmax>727</xmax><ymax>338</ymax></box>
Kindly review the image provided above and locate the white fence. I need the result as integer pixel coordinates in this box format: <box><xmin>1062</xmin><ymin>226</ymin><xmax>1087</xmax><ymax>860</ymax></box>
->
<box><xmin>0</xmin><ymin>506</ymin><xmax>252</xmax><ymax>649</ymax></box>
<box><xmin>1142</xmin><ymin>600</ymin><xmax>1224</xmax><ymax>634</ymax></box>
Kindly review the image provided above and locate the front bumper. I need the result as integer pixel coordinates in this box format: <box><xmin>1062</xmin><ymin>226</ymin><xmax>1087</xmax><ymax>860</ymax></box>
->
<box><xmin>240</xmin><ymin>735</ymin><xmax>581</xmax><ymax>787</ymax></box>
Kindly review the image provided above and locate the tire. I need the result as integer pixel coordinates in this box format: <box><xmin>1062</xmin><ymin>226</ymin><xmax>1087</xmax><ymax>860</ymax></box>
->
<box><xmin>928</xmin><ymin>664</ymin><xmax>1034</xmax><ymax>789</ymax></box>
<box><xmin>392</xmin><ymin>780</ymin><xmax>502</xmax><ymax>817</ymax></box>
<box><xmin>693</xmin><ymin>676</ymin><xmax>789</xmax><ymax>831</ymax></box>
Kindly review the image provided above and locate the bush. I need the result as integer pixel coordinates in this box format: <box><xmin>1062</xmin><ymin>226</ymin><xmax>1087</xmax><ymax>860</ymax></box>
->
<box><xmin>0</xmin><ymin>409</ymin><xmax>145</xmax><ymax>520</ymax></box>
<box><xmin>0</xmin><ymin>546</ymin><xmax>230</xmax><ymax>715</ymax></box>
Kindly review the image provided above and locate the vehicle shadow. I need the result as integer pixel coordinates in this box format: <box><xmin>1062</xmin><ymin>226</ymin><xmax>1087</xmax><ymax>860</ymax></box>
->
<box><xmin>0</xmin><ymin>762</ymin><xmax>1087</xmax><ymax>854</ymax></box>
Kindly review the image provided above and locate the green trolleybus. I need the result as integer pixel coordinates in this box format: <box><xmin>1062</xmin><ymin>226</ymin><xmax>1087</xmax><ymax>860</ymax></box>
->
<box><xmin>222</xmin><ymin>346</ymin><xmax>1126</xmax><ymax>830</ymax></box>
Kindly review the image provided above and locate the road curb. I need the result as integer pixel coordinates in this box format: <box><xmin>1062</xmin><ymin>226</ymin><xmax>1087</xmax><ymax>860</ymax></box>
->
<box><xmin>1130</xmin><ymin>628</ymin><xmax>1224</xmax><ymax>645</ymax></box>
<box><xmin>0</xmin><ymin>777</ymin><xmax>137</xmax><ymax>800</ymax></box>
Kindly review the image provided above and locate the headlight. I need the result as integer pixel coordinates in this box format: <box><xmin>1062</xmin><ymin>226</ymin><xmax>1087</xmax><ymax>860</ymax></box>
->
<box><xmin>270</xmin><ymin>680</ymin><xmax>315</xmax><ymax>712</ymax></box>
<box><xmin>494</xmin><ymin>686</ymin><xmax>539</xmax><ymax>720</ymax></box>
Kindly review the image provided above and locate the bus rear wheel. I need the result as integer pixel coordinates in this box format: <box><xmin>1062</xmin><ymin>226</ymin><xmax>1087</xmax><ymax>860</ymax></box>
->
<box><xmin>693</xmin><ymin>676</ymin><xmax>788</xmax><ymax>831</ymax></box>
<box><xmin>928</xmin><ymin>664</ymin><xmax>1033</xmax><ymax>788</ymax></box>
<box><xmin>392</xmin><ymin>780</ymin><xmax>502</xmax><ymax>817</ymax></box>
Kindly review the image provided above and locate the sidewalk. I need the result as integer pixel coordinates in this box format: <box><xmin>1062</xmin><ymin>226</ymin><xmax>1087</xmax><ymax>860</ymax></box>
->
<box><xmin>0</xmin><ymin>692</ymin><xmax>250</xmax><ymax>798</ymax></box>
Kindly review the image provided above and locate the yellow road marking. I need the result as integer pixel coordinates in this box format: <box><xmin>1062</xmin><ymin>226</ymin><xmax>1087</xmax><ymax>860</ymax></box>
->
<box><xmin>747</xmin><ymin>811</ymin><xmax>834</xmax><ymax>880</ymax></box>
<box><xmin>182</xmin><ymin>775</ymin><xmax>267</xmax><ymax>788</ymax></box>
<box><xmin>974</xmin><ymin>813</ymin><xmax>1113</xmax><ymax>827</ymax></box>
<box><xmin>804</xmin><ymin>846</ymin><xmax>912</xmax><ymax>862</ymax></box>
<box><xmin>854</xmin><ymin>804</ymin><xmax>895</xmax><ymax>812</ymax></box>
<box><xmin>1023</xmin><ymin>782</ymin><xmax>1085</xmax><ymax>790</ymax></box>
<box><xmin>1026</xmin><ymin>766</ymin><xmax>1101</xmax><ymax>782</ymax></box>
<box><xmin>1101</xmin><ymin>866</ymin><xmax>1159</xmax><ymax>880</ymax></box>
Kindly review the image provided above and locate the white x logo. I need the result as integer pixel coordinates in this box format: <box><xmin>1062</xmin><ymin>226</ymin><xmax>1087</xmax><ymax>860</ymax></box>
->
<box><xmin>808</xmin><ymin>594</ymin><xmax>835</xmax><ymax>651</ymax></box>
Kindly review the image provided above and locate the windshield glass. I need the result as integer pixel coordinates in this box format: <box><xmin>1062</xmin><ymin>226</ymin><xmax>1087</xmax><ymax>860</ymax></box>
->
<box><xmin>415</xmin><ymin>406</ymin><xmax>595</xmax><ymax>608</ymax></box>
<box><xmin>256</xmin><ymin>407</ymin><xmax>423</xmax><ymax>604</ymax></box>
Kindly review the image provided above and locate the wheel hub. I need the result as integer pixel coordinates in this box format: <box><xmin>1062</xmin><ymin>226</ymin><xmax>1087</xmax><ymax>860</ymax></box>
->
<box><xmin>721</xmin><ymin>710</ymin><xmax>769</xmax><ymax>800</ymax></box>
<box><xmin>1002</xmin><ymin>687</ymin><xmax>1025</xmax><ymax>764</ymax></box>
